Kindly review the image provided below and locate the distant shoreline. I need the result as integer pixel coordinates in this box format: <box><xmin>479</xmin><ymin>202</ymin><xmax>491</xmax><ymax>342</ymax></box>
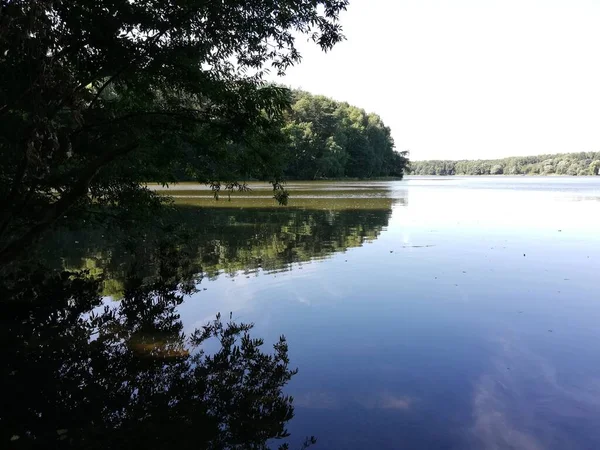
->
<box><xmin>406</xmin><ymin>173</ymin><xmax>599</xmax><ymax>177</ymax></box>
<box><xmin>146</xmin><ymin>176</ymin><xmax>405</xmax><ymax>187</ymax></box>
<box><xmin>409</xmin><ymin>152</ymin><xmax>600</xmax><ymax>176</ymax></box>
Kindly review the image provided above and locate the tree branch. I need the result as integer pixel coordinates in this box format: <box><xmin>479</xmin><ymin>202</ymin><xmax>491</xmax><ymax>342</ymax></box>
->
<box><xmin>71</xmin><ymin>110</ymin><xmax>228</xmax><ymax>138</ymax></box>
<box><xmin>86</xmin><ymin>66</ymin><xmax>130</xmax><ymax>111</ymax></box>
<box><xmin>0</xmin><ymin>143</ymin><xmax>139</xmax><ymax>265</ymax></box>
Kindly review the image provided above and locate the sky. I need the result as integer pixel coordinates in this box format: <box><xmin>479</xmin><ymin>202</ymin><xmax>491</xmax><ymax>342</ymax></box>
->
<box><xmin>268</xmin><ymin>0</ymin><xmax>600</xmax><ymax>161</ymax></box>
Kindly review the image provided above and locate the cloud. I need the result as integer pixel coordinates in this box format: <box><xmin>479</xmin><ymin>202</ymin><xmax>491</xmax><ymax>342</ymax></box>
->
<box><xmin>379</xmin><ymin>394</ymin><xmax>412</xmax><ymax>410</ymax></box>
<box><xmin>294</xmin><ymin>392</ymin><xmax>339</xmax><ymax>410</ymax></box>
<box><xmin>471</xmin><ymin>371</ymin><xmax>545</xmax><ymax>450</ymax></box>
<box><xmin>470</xmin><ymin>336</ymin><xmax>600</xmax><ymax>450</ymax></box>
<box><xmin>356</xmin><ymin>392</ymin><xmax>413</xmax><ymax>411</ymax></box>
<box><xmin>294</xmin><ymin>390</ymin><xmax>413</xmax><ymax>412</ymax></box>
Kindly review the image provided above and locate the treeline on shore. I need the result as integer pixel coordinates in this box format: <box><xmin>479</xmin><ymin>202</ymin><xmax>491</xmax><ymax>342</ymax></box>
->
<box><xmin>281</xmin><ymin>91</ymin><xmax>408</xmax><ymax>179</ymax></box>
<box><xmin>409</xmin><ymin>152</ymin><xmax>600</xmax><ymax>176</ymax></box>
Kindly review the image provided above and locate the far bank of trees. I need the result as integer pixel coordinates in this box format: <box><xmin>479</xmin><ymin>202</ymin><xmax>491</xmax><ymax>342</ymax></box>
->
<box><xmin>281</xmin><ymin>91</ymin><xmax>408</xmax><ymax>179</ymax></box>
<box><xmin>410</xmin><ymin>152</ymin><xmax>600</xmax><ymax>176</ymax></box>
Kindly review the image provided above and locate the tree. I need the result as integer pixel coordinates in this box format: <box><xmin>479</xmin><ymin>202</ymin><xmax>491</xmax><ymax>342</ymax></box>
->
<box><xmin>0</xmin><ymin>0</ymin><xmax>349</xmax><ymax>265</ymax></box>
<box><xmin>490</xmin><ymin>164</ymin><xmax>503</xmax><ymax>175</ymax></box>
<box><xmin>556</xmin><ymin>160</ymin><xmax>569</xmax><ymax>175</ymax></box>
<box><xmin>567</xmin><ymin>162</ymin><xmax>579</xmax><ymax>176</ymax></box>
<box><xmin>409</xmin><ymin>152</ymin><xmax>600</xmax><ymax>176</ymax></box>
<box><xmin>281</xmin><ymin>91</ymin><xmax>407</xmax><ymax>179</ymax></box>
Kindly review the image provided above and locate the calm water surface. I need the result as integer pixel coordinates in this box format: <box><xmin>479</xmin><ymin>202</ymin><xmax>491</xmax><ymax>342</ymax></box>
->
<box><xmin>162</xmin><ymin>176</ymin><xmax>600</xmax><ymax>449</ymax></box>
<box><xmin>27</xmin><ymin>177</ymin><xmax>600</xmax><ymax>449</ymax></box>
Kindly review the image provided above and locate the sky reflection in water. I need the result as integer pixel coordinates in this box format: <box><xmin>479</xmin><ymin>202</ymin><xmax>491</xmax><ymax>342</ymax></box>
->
<box><xmin>176</xmin><ymin>177</ymin><xmax>600</xmax><ymax>450</ymax></box>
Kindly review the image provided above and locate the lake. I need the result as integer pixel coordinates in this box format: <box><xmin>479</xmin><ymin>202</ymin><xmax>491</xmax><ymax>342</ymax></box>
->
<box><xmin>164</xmin><ymin>177</ymin><xmax>600</xmax><ymax>449</ymax></box>
<box><xmin>11</xmin><ymin>176</ymin><xmax>600</xmax><ymax>449</ymax></box>
<box><xmin>149</xmin><ymin>176</ymin><xmax>600</xmax><ymax>449</ymax></box>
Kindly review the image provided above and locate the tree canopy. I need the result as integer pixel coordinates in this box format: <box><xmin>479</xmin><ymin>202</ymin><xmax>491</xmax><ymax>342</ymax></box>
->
<box><xmin>281</xmin><ymin>91</ymin><xmax>408</xmax><ymax>179</ymax></box>
<box><xmin>409</xmin><ymin>152</ymin><xmax>600</xmax><ymax>176</ymax></box>
<box><xmin>0</xmin><ymin>0</ymin><xmax>348</xmax><ymax>265</ymax></box>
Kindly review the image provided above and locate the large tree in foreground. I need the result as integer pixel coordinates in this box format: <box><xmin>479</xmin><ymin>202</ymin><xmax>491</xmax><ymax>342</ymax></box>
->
<box><xmin>0</xmin><ymin>0</ymin><xmax>348</xmax><ymax>264</ymax></box>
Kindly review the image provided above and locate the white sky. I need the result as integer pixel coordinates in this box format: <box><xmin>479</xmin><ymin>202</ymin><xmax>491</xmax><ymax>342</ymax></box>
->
<box><xmin>268</xmin><ymin>0</ymin><xmax>600</xmax><ymax>161</ymax></box>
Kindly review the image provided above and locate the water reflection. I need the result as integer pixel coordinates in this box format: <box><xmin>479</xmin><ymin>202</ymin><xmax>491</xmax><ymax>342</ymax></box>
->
<box><xmin>2</xmin><ymin>184</ymin><xmax>399</xmax><ymax>449</ymax></box>
<box><xmin>165</xmin><ymin>179</ymin><xmax>600</xmax><ymax>450</ymax></box>
<box><xmin>6</xmin><ymin>178</ymin><xmax>600</xmax><ymax>448</ymax></box>
<box><xmin>1</xmin><ymin>260</ymin><xmax>305</xmax><ymax>449</ymax></box>
<box><xmin>48</xmin><ymin>199</ymin><xmax>396</xmax><ymax>297</ymax></box>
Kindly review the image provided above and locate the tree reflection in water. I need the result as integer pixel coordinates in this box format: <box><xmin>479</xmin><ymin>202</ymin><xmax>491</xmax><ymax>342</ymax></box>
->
<box><xmin>46</xmin><ymin>204</ymin><xmax>394</xmax><ymax>297</ymax></box>
<box><xmin>1</xmin><ymin>259</ymin><xmax>311</xmax><ymax>449</ymax></box>
<box><xmin>1</xmin><ymin>199</ymin><xmax>395</xmax><ymax>449</ymax></box>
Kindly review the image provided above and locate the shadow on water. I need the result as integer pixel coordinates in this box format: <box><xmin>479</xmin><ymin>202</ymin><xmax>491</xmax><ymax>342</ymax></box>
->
<box><xmin>1</xmin><ymin>185</ymin><xmax>398</xmax><ymax>449</ymax></box>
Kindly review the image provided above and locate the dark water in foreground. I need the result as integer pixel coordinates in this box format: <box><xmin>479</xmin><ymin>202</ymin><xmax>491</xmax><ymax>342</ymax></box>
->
<box><xmin>7</xmin><ymin>177</ymin><xmax>600</xmax><ymax>449</ymax></box>
<box><xmin>170</xmin><ymin>177</ymin><xmax>600</xmax><ymax>450</ymax></box>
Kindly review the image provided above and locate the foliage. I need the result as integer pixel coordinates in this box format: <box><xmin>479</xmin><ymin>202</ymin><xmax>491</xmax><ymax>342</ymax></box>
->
<box><xmin>0</xmin><ymin>0</ymin><xmax>348</xmax><ymax>264</ymax></box>
<box><xmin>281</xmin><ymin>91</ymin><xmax>408</xmax><ymax>179</ymax></box>
<box><xmin>409</xmin><ymin>152</ymin><xmax>600</xmax><ymax>176</ymax></box>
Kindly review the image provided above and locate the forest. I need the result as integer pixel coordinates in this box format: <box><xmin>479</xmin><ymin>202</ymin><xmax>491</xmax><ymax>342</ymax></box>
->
<box><xmin>409</xmin><ymin>152</ymin><xmax>600</xmax><ymax>176</ymax></box>
<box><xmin>281</xmin><ymin>91</ymin><xmax>408</xmax><ymax>179</ymax></box>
